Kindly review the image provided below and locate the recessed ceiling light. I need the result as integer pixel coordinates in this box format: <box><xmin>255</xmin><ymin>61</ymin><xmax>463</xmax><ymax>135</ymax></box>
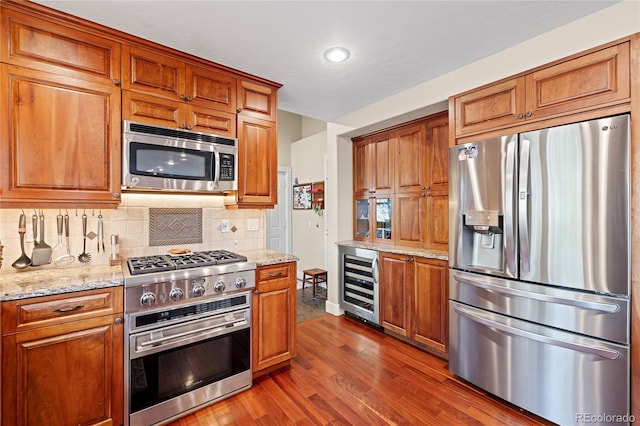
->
<box><xmin>323</xmin><ymin>46</ymin><xmax>350</xmax><ymax>63</ymax></box>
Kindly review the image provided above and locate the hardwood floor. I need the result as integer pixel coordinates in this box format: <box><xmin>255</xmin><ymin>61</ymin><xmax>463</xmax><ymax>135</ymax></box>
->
<box><xmin>169</xmin><ymin>314</ymin><xmax>552</xmax><ymax>425</ymax></box>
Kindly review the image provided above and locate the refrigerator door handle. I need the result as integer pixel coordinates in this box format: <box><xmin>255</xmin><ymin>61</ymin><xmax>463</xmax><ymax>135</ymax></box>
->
<box><xmin>453</xmin><ymin>305</ymin><xmax>621</xmax><ymax>360</ymax></box>
<box><xmin>504</xmin><ymin>136</ymin><xmax>517</xmax><ymax>275</ymax></box>
<box><xmin>452</xmin><ymin>272</ymin><xmax>620</xmax><ymax>313</ymax></box>
<box><xmin>518</xmin><ymin>138</ymin><xmax>531</xmax><ymax>274</ymax></box>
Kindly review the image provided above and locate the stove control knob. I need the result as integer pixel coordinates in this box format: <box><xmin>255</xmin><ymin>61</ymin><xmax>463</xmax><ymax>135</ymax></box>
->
<box><xmin>213</xmin><ymin>279</ymin><xmax>226</xmax><ymax>293</ymax></box>
<box><xmin>140</xmin><ymin>291</ymin><xmax>156</xmax><ymax>307</ymax></box>
<box><xmin>235</xmin><ymin>277</ymin><xmax>247</xmax><ymax>289</ymax></box>
<box><xmin>169</xmin><ymin>287</ymin><xmax>184</xmax><ymax>302</ymax></box>
<box><xmin>192</xmin><ymin>283</ymin><xmax>206</xmax><ymax>297</ymax></box>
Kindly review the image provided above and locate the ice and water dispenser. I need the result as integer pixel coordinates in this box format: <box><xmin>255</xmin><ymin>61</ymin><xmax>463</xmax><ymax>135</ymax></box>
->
<box><xmin>460</xmin><ymin>209</ymin><xmax>504</xmax><ymax>272</ymax></box>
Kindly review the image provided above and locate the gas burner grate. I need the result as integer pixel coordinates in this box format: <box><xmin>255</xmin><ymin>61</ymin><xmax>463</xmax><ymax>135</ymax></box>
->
<box><xmin>127</xmin><ymin>255</ymin><xmax>175</xmax><ymax>275</ymax></box>
<box><xmin>126</xmin><ymin>250</ymin><xmax>248</xmax><ymax>275</ymax></box>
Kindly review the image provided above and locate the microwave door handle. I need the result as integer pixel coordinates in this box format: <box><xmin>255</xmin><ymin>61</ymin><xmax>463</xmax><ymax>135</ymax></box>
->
<box><xmin>213</xmin><ymin>150</ymin><xmax>220</xmax><ymax>189</ymax></box>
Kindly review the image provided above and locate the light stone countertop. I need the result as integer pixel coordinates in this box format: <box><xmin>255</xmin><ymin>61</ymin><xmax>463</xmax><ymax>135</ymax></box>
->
<box><xmin>0</xmin><ymin>264</ymin><xmax>124</xmax><ymax>302</ymax></box>
<box><xmin>238</xmin><ymin>249</ymin><xmax>299</xmax><ymax>266</ymax></box>
<box><xmin>0</xmin><ymin>249</ymin><xmax>298</xmax><ymax>302</ymax></box>
<box><xmin>336</xmin><ymin>240</ymin><xmax>448</xmax><ymax>261</ymax></box>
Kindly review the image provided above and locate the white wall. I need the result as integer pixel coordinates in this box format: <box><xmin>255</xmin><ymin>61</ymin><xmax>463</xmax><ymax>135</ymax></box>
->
<box><xmin>290</xmin><ymin>132</ymin><xmax>327</xmax><ymax>278</ymax></box>
<box><xmin>324</xmin><ymin>0</ymin><xmax>640</xmax><ymax>314</ymax></box>
<box><xmin>276</xmin><ymin>110</ymin><xmax>303</xmax><ymax>167</ymax></box>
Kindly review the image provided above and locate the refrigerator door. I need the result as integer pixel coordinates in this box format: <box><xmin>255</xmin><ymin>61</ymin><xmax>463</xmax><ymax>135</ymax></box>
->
<box><xmin>519</xmin><ymin>115</ymin><xmax>630</xmax><ymax>296</ymax></box>
<box><xmin>449</xmin><ymin>135</ymin><xmax>518</xmax><ymax>278</ymax></box>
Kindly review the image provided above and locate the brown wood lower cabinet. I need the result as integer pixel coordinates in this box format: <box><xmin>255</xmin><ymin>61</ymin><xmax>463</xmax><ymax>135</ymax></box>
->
<box><xmin>380</xmin><ymin>252</ymin><xmax>448</xmax><ymax>356</ymax></box>
<box><xmin>252</xmin><ymin>262</ymin><xmax>296</xmax><ymax>376</ymax></box>
<box><xmin>1</xmin><ymin>287</ymin><xmax>123</xmax><ymax>426</ymax></box>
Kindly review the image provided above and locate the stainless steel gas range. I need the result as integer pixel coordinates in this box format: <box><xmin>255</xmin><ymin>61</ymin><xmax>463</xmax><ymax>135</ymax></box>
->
<box><xmin>123</xmin><ymin>250</ymin><xmax>256</xmax><ymax>426</ymax></box>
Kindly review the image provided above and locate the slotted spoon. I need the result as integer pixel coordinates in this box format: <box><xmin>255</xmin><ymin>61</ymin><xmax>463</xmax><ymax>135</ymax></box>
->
<box><xmin>78</xmin><ymin>212</ymin><xmax>91</xmax><ymax>264</ymax></box>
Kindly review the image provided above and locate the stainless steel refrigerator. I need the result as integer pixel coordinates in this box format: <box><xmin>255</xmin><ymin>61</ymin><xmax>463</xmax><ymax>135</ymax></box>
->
<box><xmin>448</xmin><ymin>114</ymin><xmax>631</xmax><ymax>425</ymax></box>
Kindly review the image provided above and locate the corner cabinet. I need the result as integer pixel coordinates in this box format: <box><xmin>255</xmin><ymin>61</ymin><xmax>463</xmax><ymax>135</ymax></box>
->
<box><xmin>0</xmin><ymin>5</ymin><xmax>122</xmax><ymax>208</ymax></box>
<box><xmin>453</xmin><ymin>41</ymin><xmax>630</xmax><ymax>137</ymax></box>
<box><xmin>252</xmin><ymin>262</ymin><xmax>296</xmax><ymax>376</ymax></box>
<box><xmin>379</xmin><ymin>252</ymin><xmax>448</xmax><ymax>356</ymax></box>
<box><xmin>1</xmin><ymin>287</ymin><xmax>124</xmax><ymax>426</ymax></box>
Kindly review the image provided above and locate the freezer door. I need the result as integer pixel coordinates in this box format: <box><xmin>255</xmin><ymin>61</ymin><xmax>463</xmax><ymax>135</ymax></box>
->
<box><xmin>450</xmin><ymin>270</ymin><xmax>629</xmax><ymax>344</ymax></box>
<box><xmin>450</xmin><ymin>301</ymin><xmax>630</xmax><ymax>426</ymax></box>
<box><xmin>519</xmin><ymin>115</ymin><xmax>630</xmax><ymax>296</ymax></box>
<box><xmin>449</xmin><ymin>135</ymin><xmax>518</xmax><ymax>278</ymax></box>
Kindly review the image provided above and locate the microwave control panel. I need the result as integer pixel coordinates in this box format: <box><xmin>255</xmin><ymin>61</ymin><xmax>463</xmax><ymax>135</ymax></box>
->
<box><xmin>219</xmin><ymin>154</ymin><xmax>235</xmax><ymax>181</ymax></box>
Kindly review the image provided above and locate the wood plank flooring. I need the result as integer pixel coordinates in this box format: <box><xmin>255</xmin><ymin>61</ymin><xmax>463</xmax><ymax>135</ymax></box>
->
<box><xmin>169</xmin><ymin>314</ymin><xmax>552</xmax><ymax>425</ymax></box>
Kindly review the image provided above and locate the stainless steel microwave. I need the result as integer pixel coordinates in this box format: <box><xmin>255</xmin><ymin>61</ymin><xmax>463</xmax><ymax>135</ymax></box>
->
<box><xmin>122</xmin><ymin>121</ymin><xmax>237</xmax><ymax>193</ymax></box>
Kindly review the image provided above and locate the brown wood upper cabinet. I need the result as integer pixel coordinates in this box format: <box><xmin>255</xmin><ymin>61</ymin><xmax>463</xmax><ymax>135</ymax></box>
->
<box><xmin>237</xmin><ymin>79</ymin><xmax>277</xmax><ymax>122</ymax></box>
<box><xmin>453</xmin><ymin>42</ymin><xmax>630</xmax><ymax>137</ymax></box>
<box><xmin>352</xmin><ymin>112</ymin><xmax>449</xmax><ymax>250</ymax></box>
<box><xmin>0</xmin><ymin>5</ymin><xmax>122</xmax><ymax>208</ymax></box>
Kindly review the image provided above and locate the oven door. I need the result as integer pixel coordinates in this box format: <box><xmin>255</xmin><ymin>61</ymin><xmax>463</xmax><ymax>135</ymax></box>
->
<box><xmin>127</xmin><ymin>308</ymin><xmax>251</xmax><ymax>426</ymax></box>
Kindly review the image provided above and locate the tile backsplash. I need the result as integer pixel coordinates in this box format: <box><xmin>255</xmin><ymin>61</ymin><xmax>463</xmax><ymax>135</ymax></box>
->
<box><xmin>0</xmin><ymin>194</ymin><xmax>265</xmax><ymax>273</ymax></box>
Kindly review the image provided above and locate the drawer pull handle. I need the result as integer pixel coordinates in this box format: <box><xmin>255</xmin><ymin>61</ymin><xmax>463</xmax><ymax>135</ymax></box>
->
<box><xmin>53</xmin><ymin>305</ymin><xmax>84</xmax><ymax>313</ymax></box>
<box><xmin>268</xmin><ymin>272</ymin><xmax>283</xmax><ymax>277</ymax></box>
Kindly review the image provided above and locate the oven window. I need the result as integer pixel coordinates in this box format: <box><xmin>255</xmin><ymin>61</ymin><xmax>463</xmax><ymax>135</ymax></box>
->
<box><xmin>129</xmin><ymin>327</ymin><xmax>250</xmax><ymax>413</ymax></box>
<box><xmin>130</xmin><ymin>142</ymin><xmax>213</xmax><ymax>180</ymax></box>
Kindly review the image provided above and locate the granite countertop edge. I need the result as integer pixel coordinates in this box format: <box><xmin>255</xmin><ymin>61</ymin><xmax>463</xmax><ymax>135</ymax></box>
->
<box><xmin>0</xmin><ymin>249</ymin><xmax>299</xmax><ymax>302</ymax></box>
<box><xmin>336</xmin><ymin>240</ymin><xmax>449</xmax><ymax>261</ymax></box>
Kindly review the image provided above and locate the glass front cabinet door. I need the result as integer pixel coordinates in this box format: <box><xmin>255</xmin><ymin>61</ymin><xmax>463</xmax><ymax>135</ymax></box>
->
<box><xmin>354</xmin><ymin>195</ymin><xmax>393</xmax><ymax>243</ymax></box>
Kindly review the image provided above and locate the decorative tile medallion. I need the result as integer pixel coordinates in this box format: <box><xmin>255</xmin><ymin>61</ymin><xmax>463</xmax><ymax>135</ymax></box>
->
<box><xmin>149</xmin><ymin>208</ymin><xmax>202</xmax><ymax>247</ymax></box>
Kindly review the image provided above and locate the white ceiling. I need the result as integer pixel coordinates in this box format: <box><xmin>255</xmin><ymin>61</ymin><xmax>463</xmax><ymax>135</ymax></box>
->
<box><xmin>35</xmin><ymin>1</ymin><xmax>619</xmax><ymax>122</ymax></box>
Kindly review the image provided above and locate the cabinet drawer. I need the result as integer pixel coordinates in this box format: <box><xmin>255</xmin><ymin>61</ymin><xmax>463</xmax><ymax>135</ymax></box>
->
<box><xmin>2</xmin><ymin>287</ymin><xmax>123</xmax><ymax>334</ymax></box>
<box><xmin>256</xmin><ymin>263</ymin><xmax>294</xmax><ymax>291</ymax></box>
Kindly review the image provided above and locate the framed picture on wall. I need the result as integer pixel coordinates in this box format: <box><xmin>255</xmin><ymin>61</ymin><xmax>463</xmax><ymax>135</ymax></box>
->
<box><xmin>293</xmin><ymin>184</ymin><xmax>312</xmax><ymax>209</ymax></box>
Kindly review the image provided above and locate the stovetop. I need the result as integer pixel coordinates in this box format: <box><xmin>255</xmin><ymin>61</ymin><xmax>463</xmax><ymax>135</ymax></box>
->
<box><xmin>127</xmin><ymin>250</ymin><xmax>248</xmax><ymax>276</ymax></box>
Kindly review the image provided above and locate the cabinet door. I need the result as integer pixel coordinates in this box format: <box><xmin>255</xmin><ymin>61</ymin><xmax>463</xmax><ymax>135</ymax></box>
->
<box><xmin>454</xmin><ymin>77</ymin><xmax>526</xmax><ymax>137</ymax></box>
<box><xmin>425</xmin><ymin>194</ymin><xmax>449</xmax><ymax>251</ymax></box>
<box><xmin>237</xmin><ymin>79</ymin><xmax>277</xmax><ymax>121</ymax></box>
<box><xmin>394</xmin><ymin>123</ymin><xmax>427</xmax><ymax>194</ymax></box>
<box><xmin>236</xmin><ymin>115</ymin><xmax>277</xmax><ymax>206</ymax></box>
<box><xmin>525</xmin><ymin>42</ymin><xmax>630</xmax><ymax>121</ymax></box>
<box><xmin>122</xmin><ymin>45</ymin><xmax>185</xmax><ymax>100</ymax></box>
<box><xmin>426</xmin><ymin>113</ymin><xmax>449</xmax><ymax>193</ymax></box>
<box><xmin>2</xmin><ymin>314</ymin><xmax>124</xmax><ymax>426</ymax></box>
<box><xmin>353</xmin><ymin>139</ymin><xmax>373</xmax><ymax>196</ymax></box>
<box><xmin>380</xmin><ymin>252</ymin><xmax>412</xmax><ymax>337</ymax></box>
<box><xmin>395</xmin><ymin>193</ymin><xmax>427</xmax><ymax>248</ymax></box>
<box><xmin>253</xmin><ymin>263</ymin><xmax>296</xmax><ymax>373</ymax></box>
<box><xmin>0</xmin><ymin>65</ymin><xmax>121</xmax><ymax>207</ymax></box>
<box><xmin>1</xmin><ymin>8</ymin><xmax>121</xmax><ymax>84</ymax></box>
<box><xmin>372</xmin><ymin>196</ymin><xmax>393</xmax><ymax>244</ymax></box>
<box><xmin>354</xmin><ymin>196</ymin><xmax>372</xmax><ymax>241</ymax></box>
<box><xmin>122</xmin><ymin>90</ymin><xmax>183</xmax><ymax>128</ymax></box>
<box><xmin>187</xmin><ymin>64</ymin><xmax>237</xmax><ymax>113</ymax></box>
<box><xmin>413</xmin><ymin>258</ymin><xmax>448</xmax><ymax>352</ymax></box>
<box><xmin>371</xmin><ymin>135</ymin><xmax>394</xmax><ymax>194</ymax></box>
<box><xmin>186</xmin><ymin>103</ymin><xmax>236</xmax><ymax>137</ymax></box>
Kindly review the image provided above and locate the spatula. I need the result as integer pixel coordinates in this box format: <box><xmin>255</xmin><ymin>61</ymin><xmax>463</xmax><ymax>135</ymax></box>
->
<box><xmin>32</xmin><ymin>210</ymin><xmax>52</xmax><ymax>266</ymax></box>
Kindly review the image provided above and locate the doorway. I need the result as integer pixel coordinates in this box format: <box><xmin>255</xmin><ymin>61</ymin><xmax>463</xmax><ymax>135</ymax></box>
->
<box><xmin>266</xmin><ymin>167</ymin><xmax>292</xmax><ymax>254</ymax></box>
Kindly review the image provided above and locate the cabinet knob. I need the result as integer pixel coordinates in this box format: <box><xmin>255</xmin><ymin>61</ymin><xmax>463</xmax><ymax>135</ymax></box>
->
<box><xmin>180</xmin><ymin>124</ymin><xmax>186</xmax><ymax>129</ymax></box>
<box><xmin>236</xmin><ymin>108</ymin><xmax>242</xmax><ymax>113</ymax></box>
<box><xmin>112</xmin><ymin>79</ymin><xmax>121</xmax><ymax>86</ymax></box>
<box><xmin>238</xmin><ymin>195</ymin><xmax>243</xmax><ymax>200</ymax></box>
<box><xmin>525</xmin><ymin>111</ymin><xmax>533</xmax><ymax>117</ymax></box>
<box><xmin>517</xmin><ymin>113</ymin><xmax>524</xmax><ymax>119</ymax></box>
<box><xmin>186</xmin><ymin>125</ymin><xmax>193</xmax><ymax>130</ymax></box>
<box><xmin>180</xmin><ymin>94</ymin><xmax>186</xmax><ymax>100</ymax></box>
<box><xmin>186</xmin><ymin>96</ymin><xmax>193</xmax><ymax>102</ymax></box>
<box><xmin>113</xmin><ymin>192</ymin><xmax>120</xmax><ymax>198</ymax></box>
<box><xmin>115</xmin><ymin>317</ymin><xmax>123</xmax><ymax>324</ymax></box>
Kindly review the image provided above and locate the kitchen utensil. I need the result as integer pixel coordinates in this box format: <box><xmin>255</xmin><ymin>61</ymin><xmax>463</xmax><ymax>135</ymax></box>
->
<box><xmin>32</xmin><ymin>210</ymin><xmax>52</xmax><ymax>266</ymax></box>
<box><xmin>11</xmin><ymin>213</ymin><xmax>31</xmax><ymax>270</ymax></box>
<box><xmin>97</xmin><ymin>211</ymin><xmax>105</xmax><ymax>253</ymax></box>
<box><xmin>78</xmin><ymin>212</ymin><xmax>91</xmax><ymax>264</ymax></box>
<box><xmin>55</xmin><ymin>213</ymin><xmax>74</xmax><ymax>267</ymax></box>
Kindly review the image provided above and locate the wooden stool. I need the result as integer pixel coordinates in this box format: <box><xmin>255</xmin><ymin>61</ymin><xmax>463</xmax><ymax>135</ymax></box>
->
<box><xmin>302</xmin><ymin>268</ymin><xmax>327</xmax><ymax>298</ymax></box>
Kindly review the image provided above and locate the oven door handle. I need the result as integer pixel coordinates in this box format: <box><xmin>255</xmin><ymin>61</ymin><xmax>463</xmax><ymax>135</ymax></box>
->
<box><xmin>136</xmin><ymin>318</ymin><xmax>248</xmax><ymax>351</ymax></box>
